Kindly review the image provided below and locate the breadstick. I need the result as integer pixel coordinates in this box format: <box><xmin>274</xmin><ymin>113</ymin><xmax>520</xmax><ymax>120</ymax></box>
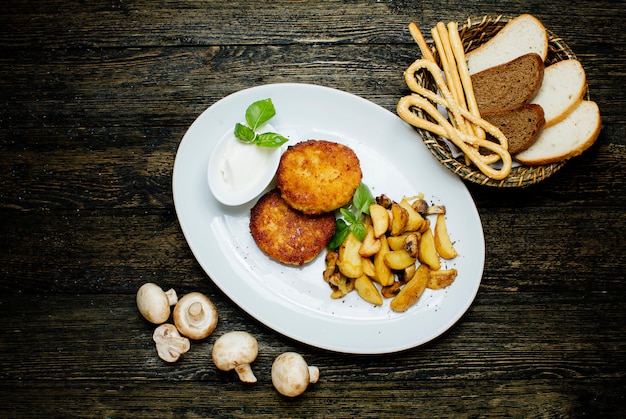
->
<box><xmin>434</xmin><ymin>22</ymin><xmax>474</xmax><ymax>164</ymax></box>
<box><xmin>448</xmin><ymin>21</ymin><xmax>485</xmax><ymax>141</ymax></box>
<box><xmin>404</xmin><ymin>59</ymin><xmax>505</xmax><ymax>149</ymax></box>
<box><xmin>408</xmin><ymin>22</ymin><xmax>436</xmax><ymax>62</ymax></box>
<box><xmin>435</xmin><ymin>22</ymin><xmax>467</xmax><ymax>115</ymax></box>
<box><xmin>430</xmin><ymin>25</ymin><xmax>468</xmax><ymax>134</ymax></box>
<box><xmin>397</xmin><ymin>94</ymin><xmax>512</xmax><ymax>180</ymax></box>
<box><xmin>400</xmin><ymin>58</ymin><xmax>513</xmax><ymax>178</ymax></box>
<box><xmin>404</xmin><ymin>59</ymin><xmax>508</xmax><ymax>162</ymax></box>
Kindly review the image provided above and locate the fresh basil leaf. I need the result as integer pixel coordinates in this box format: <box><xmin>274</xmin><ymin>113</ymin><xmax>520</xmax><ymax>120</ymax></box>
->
<box><xmin>255</xmin><ymin>132</ymin><xmax>289</xmax><ymax>147</ymax></box>
<box><xmin>328</xmin><ymin>219</ymin><xmax>350</xmax><ymax>250</ymax></box>
<box><xmin>340</xmin><ymin>207</ymin><xmax>358</xmax><ymax>224</ymax></box>
<box><xmin>234</xmin><ymin>123</ymin><xmax>256</xmax><ymax>143</ymax></box>
<box><xmin>245</xmin><ymin>98</ymin><xmax>276</xmax><ymax>131</ymax></box>
<box><xmin>353</xmin><ymin>183</ymin><xmax>374</xmax><ymax>215</ymax></box>
<box><xmin>350</xmin><ymin>219</ymin><xmax>367</xmax><ymax>242</ymax></box>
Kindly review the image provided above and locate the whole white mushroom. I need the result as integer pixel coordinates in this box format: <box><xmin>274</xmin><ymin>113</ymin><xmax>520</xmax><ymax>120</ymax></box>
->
<box><xmin>212</xmin><ymin>331</ymin><xmax>258</xmax><ymax>383</ymax></box>
<box><xmin>173</xmin><ymin>292</ymin><xmax>218</xmax><ymax>340</ymax></box>
<box><xmin>136</xmin><ymin>283</ymin><xmax>178</xmax><ymax>324</ymax></box>
<box><xmin>271</xmin><ymin>352</ymin><xmax>319</xmax><ymax>397</ymax></box>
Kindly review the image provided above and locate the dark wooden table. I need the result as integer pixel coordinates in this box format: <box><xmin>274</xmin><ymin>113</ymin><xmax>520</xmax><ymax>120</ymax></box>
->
<box><xmin>1</xmin><ymin>1</ymin><xmax>625</xmax><ymax>417</ymax></box>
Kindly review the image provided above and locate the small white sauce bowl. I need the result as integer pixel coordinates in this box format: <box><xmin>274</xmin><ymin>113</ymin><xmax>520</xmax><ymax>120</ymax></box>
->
<box><xmin>207</xmin><ymin>126</ymin><xmax>283</xmax><ymax>206</ymax></box>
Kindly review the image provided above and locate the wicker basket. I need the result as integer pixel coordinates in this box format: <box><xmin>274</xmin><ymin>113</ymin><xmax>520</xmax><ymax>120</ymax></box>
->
<box><xmin>411</xmin><ymin>15</ymin><xmax>582</xmax><ymax>187</ymax></box>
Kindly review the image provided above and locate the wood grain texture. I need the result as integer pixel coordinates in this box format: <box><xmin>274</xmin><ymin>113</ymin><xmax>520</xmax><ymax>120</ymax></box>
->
<box><xmin>1</xmin><ymin>0</ymin><xmax>625</xmax><ymax>417</ymax></box>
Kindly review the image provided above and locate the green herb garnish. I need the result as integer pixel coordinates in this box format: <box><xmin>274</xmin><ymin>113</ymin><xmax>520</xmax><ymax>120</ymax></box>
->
<box><xmin>234</xmin><ymin>98</ymin><xmax>289</xmax><ymax>147</ymax></box>
<box><xmin>328</xmin><ymin>183</ymin><xmax>375</xmax><ymax>249</ymax></box>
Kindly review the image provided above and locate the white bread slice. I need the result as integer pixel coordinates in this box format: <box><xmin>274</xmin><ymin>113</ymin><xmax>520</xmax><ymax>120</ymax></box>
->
<box><xmin>515</xmin><ymin>100</ymin><xmax>601</xmax><ymax>165</ymax></box>
<box><xmin>530</xmin><ymin>59</ymin><xmax>587</xmax><ymax>127</ymax></box>
<box><xmin>466</xmin><ymin>14</ymin><xmax>549</xmax><ymax>75</ymax></box>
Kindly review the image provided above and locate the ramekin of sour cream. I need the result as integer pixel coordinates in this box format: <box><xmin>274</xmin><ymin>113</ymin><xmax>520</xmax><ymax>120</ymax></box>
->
<box><xmin>208</xmin><ymin>123</ymin><xmax>284</xmax><ymax>206</ymax></box>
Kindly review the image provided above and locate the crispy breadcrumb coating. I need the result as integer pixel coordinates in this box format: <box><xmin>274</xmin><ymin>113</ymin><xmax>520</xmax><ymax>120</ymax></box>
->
<box><xmin>250</xmin><ymin>189</ymin><xmax>336</xmax><ymax>266</ymax></box>
<box><xmin>276</xmin><ymin>140</ymin><xmax>362</xmax><ymax>215</ymax></box>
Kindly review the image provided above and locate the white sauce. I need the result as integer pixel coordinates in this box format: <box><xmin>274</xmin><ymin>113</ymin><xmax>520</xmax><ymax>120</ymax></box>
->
<box><xmin>208</xmin><ymin>122</ymin><xmax>284</xmax><ymax>206</ymax></box>
<box><xmin>219</xmin><ymin>135</ymin><xmax>275</xmax><ymax>191</ymax></box>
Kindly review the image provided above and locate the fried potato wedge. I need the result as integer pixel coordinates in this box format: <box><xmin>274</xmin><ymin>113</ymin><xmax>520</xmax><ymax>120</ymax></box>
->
<box><xmin>337</xmin><ymin>231</ymin><xmax>363</xmax><ymax>278</ymax></box>
<box><xmin>401</xmin><ymin>264</ymin><xmax>417</xmax><ymax>283</ymax></box>
<box><xmin>399</xmin><ymin>198</ymin><xmax>425</xmax><ymax>232</ymax></box>
<box><xmin>418</xmin><ymin>228</ymin><xmax>441</xmax><ymax>270</ymax></box>
<box><xmin>359</xmin><ymin>224</ymin><xmax>381</xmax><ymax>257</ymax></box>
<box><xmin>418</xmin><ymin>218</ymin><xmax>430</xmax><ymax>234</ymax></box>
<box><xmin>390</xmin><ymin>264</ymin><xmax>430</xmax><ymax>312</ymax></box>
<box><xmin>387</xmin><ymin>232</ymin><xmax>421</xmax><ymax>252</ymax></box>
<box><xmin>370</xmin><ymin>203</ymin><xmax>389</xmax><ymax>238</ymax></box>
<box><xmin>384</xmin><ymin>249</ymin><xmax>416</xmax><ymax>270</ymax></box>
<box><xmin>390</xmin><ymin>202</ymin><xmax>409</xmax><ymax>236</ymax></box>
<box><xmin>373</xmin><ymin>235</ymin><xmax>395</xmax><ymax>286</ymax></box>
<box><xmin>428</xmin><ymin>268</ymin><xmax>458</xmax><ymax>290</ymax></box>
<box><xmin>434</xmin><ymin>213</ymin><xmax>458</xmax><ymax>259</ymax></box>
<box><xmin>361</xmin><ymin>256</ymin><xmax>376</xmax><ymax>278</ymax></box>
<box><xmin>387</xmin><ymin>234</ymin><xmax>408</xmax><ymax>251</ymax></box>
<box><xmin>355</xmin><ymin>275</ymin><xmax>383</xmax><ymax>306</ymax></box>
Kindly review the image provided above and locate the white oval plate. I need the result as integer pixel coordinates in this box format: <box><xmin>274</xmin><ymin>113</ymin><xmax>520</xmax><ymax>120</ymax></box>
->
<box><xmin>173</xmin><ymin>83</ymin><xmax>484</xmax><ymax>354</ymax></box>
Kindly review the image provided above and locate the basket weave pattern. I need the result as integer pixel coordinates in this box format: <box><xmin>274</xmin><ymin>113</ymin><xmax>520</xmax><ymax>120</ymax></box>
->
<box><xmin>414</xmin><ymin>16</ymin><xmax>577</xmax><ymax>187</ymax></box>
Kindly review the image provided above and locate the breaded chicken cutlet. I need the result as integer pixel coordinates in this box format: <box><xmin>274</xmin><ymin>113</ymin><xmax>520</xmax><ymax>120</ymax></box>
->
<box><xmin>276</xmin><ymin>139</ymin><xmax>362</xmax><ymax>215</ymax></box>
<box><xmin>250</xmin><ymin>189</ymin><xmax>336</xmax><ymax>266</ymax></box>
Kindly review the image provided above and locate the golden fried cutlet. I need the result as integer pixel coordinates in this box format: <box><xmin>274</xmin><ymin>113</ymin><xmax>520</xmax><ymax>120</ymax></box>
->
<box><xmin>249</xmin><ymin>189</ymin><xmax>336</xmax><ymax>266</ymax></box>
<box><xmin>276</xmin><ymin>140</ymin><xmax>362</xmax><ymax>215</ymax></box>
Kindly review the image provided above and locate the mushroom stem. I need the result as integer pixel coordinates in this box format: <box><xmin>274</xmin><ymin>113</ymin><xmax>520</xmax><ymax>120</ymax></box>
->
<box><xmin>235</xmin><ymin>364</ymin><xmax>257</xmax><ymax>383</ymax></box>
<box><xmin>187</xmin><ymin>301</ymin><xmax>204</xmax><ymax>322</ymax></box>
<box><xmin>308</xmin><ymin>366</ymin><xmax>320</xmax><ymax>384</ymax></box>
<box><xmin>165</xmin><ymin>288</ymin><xmax>178</xmax><ymax>306</ymax></box>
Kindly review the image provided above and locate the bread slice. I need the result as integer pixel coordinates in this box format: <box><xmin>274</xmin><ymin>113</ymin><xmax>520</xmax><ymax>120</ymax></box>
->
<box><xmin>466</xmin><ymin>14</ymin><xmax>548</xmax><ymax>75</ymax></box>
<box><xmin>471</xmin><ymin>53</ymin><xmax>544</xmax><ymax>114</ymax></box>
<box><xmin>530</xmin><ymin>59</ymin><xmax>587</xmax><ymax>127</ymax></box>
<box><xmin>483</xmin><ymin>104</ymin><xmax>546</xmax><ymax>154</ymax></box>
<box><xmin>515</xmin><ymin>100</ymin><xmax>601</xmax><ymax>165</ymax></box>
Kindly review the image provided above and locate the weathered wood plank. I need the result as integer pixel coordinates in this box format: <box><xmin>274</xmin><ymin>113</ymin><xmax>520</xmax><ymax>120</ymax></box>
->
<box><xmin>0</xmin><ymin>0</ymin><xmax>623</xmax><ymax>49</ymax></box>
<box><xmin>0</xmin><ymin>293</ymin><xmax>624</xmax><ymax>381</ymax></box>
<box><xmin>0</xmin><ymin>377</ymin><xmax>623</xmax><ymax>418</ymax></box>
<box><xmin>0</xmin><ymin>44</ymin><xmax>623</xmax><ymax>131</ymax></box>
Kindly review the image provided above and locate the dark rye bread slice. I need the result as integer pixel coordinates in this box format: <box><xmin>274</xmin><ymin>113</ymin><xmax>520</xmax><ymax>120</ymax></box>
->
<box><xmin>470</xmin><ymin>53</ymin><xmax>544</xmax><ymax>114</ymax></box>
<box><xmin>483</xmin><ymin>104</ymin><xmax>546</xmax><ymax>154</ymax></box>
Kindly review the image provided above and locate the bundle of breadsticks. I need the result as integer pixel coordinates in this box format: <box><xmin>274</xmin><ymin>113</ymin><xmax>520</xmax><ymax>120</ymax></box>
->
<box><xmin>397</xmin><ymin>22</ymin><xmax>512</xmax><ymax>180</ymax></box>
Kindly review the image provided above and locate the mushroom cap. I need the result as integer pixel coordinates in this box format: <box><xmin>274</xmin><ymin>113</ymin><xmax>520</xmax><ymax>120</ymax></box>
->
<box><xmin>136</xmin><ymin>283</ymin><xmax>177</xmax><ymax>324</ymax></box>
<box><xmin>173</xmin><ymin>292</ymin><xmax>218</xmax><ymax>340</ymax></box>
<box><xmin>152</xmin><ymin>323</ymin><xmax>190</xmax><ymax>362</ymax></box>
<box><xmin>271</xmin><ymin>352</ymin><xmax>319</xmax><ymax>397</ymax></box>
<box><xmin>212</xmin><ymin>331</ymin><xmax>258</xmax><ymax>383</ymax></box>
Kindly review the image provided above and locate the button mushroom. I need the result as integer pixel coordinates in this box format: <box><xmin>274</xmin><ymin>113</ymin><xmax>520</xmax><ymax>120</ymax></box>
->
<box><xmin>212</xmin><ymin>331</ymin><xmax>258</xmax><ymax>383</ymax></box>
<box><xmin>152</xmin><ymin>323</ymin><xmax>191</xmax><ymax>362</ymax></box>
<box><xmin>271</xmin><ymin>352</ymin><xmax>319</xmax><ymax>397</ymax></box>
<box><xmin>136</xmin><ymin>283</ymin><xmax>178</xmax><ymax>324</ymax></box>
<box><xmin>173</xmin><ymin>292</ymin><xmax>218</xmax><ymax>340</ymax></box>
